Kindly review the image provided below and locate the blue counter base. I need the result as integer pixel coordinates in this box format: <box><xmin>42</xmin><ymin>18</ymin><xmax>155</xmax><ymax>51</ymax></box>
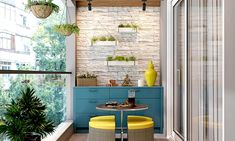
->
<box><xmin>73</xmin><ymin>86</ymin><xmax>164</xmax><ymax>133</ymax></box>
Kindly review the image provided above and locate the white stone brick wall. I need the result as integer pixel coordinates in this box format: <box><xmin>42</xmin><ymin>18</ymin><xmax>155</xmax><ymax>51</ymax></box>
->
<box><xmin>76</xmin><ymin>7</ymin><xmax>160</xmax><ymax>86</ymax></box>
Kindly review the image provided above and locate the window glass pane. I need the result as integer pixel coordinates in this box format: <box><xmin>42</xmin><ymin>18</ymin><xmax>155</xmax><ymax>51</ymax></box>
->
<box><xmin>0</xmin><ymin>0</ymin><xmax>66</xmax><ymax>71</ymax></box>
<box><xmin>173</xmin><ymin>0</ymin><xmax>185</xmax><ymax>138</ymax></box>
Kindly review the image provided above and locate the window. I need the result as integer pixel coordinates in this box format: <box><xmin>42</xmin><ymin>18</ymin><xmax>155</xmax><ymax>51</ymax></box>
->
<box><xmin>0</xmin><ymin>2</ymin><xmax>15</xmax><ymax>21</ymax></box>
<box><xmin>0</xmin><ymin>61</ymin><xmax>11</xmax><ymax>70</ymax></box>
<box><xmin>19</xmin><ymin>14</ymin><xmax>27</xmax><ymax>27</ymax></box>
<box><xmin>0</xmin><ymin>0</ymin><xmax>68</xmax><ymax>136</ymax></box>
<box><xmin>0</xmin><ymin>32</ymin><xmax>13</xmax><ymax>49</ymax></box>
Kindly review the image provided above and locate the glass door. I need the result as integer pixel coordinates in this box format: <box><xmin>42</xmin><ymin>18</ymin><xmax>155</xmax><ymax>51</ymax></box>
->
<box><xmin>173</xmin><ymin>0</ymin><xmax>186</xmax><ymax>139</ymax></box>
<box><xmin>187</xmin><ymin>0</ymin><xmax>223</xmax><ymax>140</ymax></box>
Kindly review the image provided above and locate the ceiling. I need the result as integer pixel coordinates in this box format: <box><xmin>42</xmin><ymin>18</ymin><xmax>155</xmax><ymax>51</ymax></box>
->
<box><xmin>75</xmin><ymin>0</ymin><xmax>160</xmax><ymax>7</ymax></box>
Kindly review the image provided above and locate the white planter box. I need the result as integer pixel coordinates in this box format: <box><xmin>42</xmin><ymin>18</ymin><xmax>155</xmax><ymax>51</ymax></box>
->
<box><xmin>106</xmin><ymin>61</ymin><xmax>137</xmax><ymax>66</ymax></box>
<box><xmin>92</xmin><ymin>41</ymin><xmax>117</xmax><ymax>46</ymax></box>
<box><xmin>118</xmin><ymin>27</ymin><xmax>137</xmax><ymax>33</ymax></box>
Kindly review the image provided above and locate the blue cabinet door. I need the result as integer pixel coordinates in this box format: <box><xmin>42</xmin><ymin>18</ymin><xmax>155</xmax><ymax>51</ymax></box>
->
<box><xmin>73</xmin><ymin>87</ymin><xmax>109</xmax><ymax>99</ymax></box>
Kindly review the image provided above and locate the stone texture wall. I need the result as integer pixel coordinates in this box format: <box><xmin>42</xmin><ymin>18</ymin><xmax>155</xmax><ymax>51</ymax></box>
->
<box><xmin>76</xmin><ymin>7</ymin><xmax>160</xmax><ymax>86</ymax></box>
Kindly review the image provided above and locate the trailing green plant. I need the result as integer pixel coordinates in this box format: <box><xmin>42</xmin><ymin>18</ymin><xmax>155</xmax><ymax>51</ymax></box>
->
<box><xmin>54</xmin><ymin>23</ymin><xmax>80</xmax><ymax>35</ymax></box>
<box><xmin>118</xmin><ymin>23</ymin><xmax>139</xmax><ymax>30</ymax></box>
<box><xmin>106</xmin><ymin>56</ymin><xmax>113</xmax><ymax>61</ymax></box>
<box><xmin>0</xmin><ymin>86</ymin><xmax>55</xmax><ymax>141</ymax></box>
<box><xmin>91</xmin><ymin>36</ymin><xmax>116</xmax><ymax>44</ymax></box>
<box><xmin>25</xmin><ymin>0</ymin><xmax>59</xmax><ymax>13</ymax></box>
<box><xmin>106</xmin><ymin>56</ymin><xmax>137</xmax><ymax>62</ymax></box>
<box><xmin>128</xmin><ymin>56</ymin><xmax>136</xmax><ymax>61</ymax></box>
<box><xmin>77</xmin><ymin>72</ymin><xmax>97</xmax><ymax>79</ymax></box>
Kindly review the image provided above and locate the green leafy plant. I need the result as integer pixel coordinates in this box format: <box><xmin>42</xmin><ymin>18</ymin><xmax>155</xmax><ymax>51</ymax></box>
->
<box><xmin>25</xmin><ymin>0</ymin><xmax>59</xmax><ymax>13</ymax></box>
<box><xmin>106</xmin><ymin>56</ymin><xmax>137</xmax><ymax>62</ymax></box>
<box><xmin>99</xmin><ymin>36</ymin><xmax>107</xmax><ymax>41</ymax></box>
<box><xmin>106</xmin><ymin>56</ymin><xmax>113</xmax><ymax>61</ymax></box>
<box><xmin>128</xmin><ymin>56</ymin><xmax>136</xmax><ymax>61</ymax></box>
<box><xmin>77</xmin><ymin>72</ymin><xmax>97</xmax><ymax>79</ymax></box>
<box><xmin>54</xmin><ymin>23</ymin><xmax>80</xmax><ymax>36</ymax></box>
<box><xmin>91</xmin><ymin>36</ymin><xmax>116</xmax><ymax>44</ymax></box>
<box><xmin>118</xmin><ymin>23</ymin><xmax>139</xmax><ymax>30</ymax></box>
<box><xmin>0</xmin><ymin>86</ymin><xmax>55</xmax><ymax>141</ymax></box>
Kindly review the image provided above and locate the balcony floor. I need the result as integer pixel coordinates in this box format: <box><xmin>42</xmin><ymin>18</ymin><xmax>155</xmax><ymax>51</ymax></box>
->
<box><xmin>69</xmin><ymin>134</ymin><xmax>169</xmax><ymax>141</ymax></box>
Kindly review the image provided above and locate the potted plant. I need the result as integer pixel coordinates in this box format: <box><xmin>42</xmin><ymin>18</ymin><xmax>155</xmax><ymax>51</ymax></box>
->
<box><xmin>77</xmin><ymin>72</ymin><xmax>97</xmax><ymax>86</ymax></box>
<box><xmin>0</xmin><ymin>86</ymin><xmax>55</xmax><ymax>141</ymax></box>
<box><xmin>26</xmin><ymin>0</ymin><xmax>59</xmax><ymax>19</ymax></box>
<box><xmin>118</xmin><ymin>23</ymin><xmax>138</xmax><ymax>33</ymax></box>
<box><xmin>106</xmin><ymin>55</ymin><xmax>137</xmax><ymax>66</ymax></box>
<box><xmin>54</xmin><ymin>23</ymin><xmax>80</xmax><ymax>36</ymax></box>
<box><xmin>91</xmin><ymin>35</ymin><xmax>117</xmax><ymax>46</ymax></box>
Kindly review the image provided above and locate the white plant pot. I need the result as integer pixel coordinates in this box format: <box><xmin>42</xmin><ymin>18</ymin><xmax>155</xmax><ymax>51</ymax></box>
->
<box><xmin>118</xmin><ymin>27</ymin><xmax>137</xmax><ymax>33</ymax></box>
<box><xmin>92</xmin><ymin>41</ymin><xmax>117</xmax><ymax>46</ymax></box>
<box><xmin>106</xmin><ymin>61</ymin><xmax>137</xmax><ymax>66</ymax></box>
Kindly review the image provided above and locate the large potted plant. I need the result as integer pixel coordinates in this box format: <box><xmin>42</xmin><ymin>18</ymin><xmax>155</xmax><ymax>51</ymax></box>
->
<box><xmin>54</xmin><ymin>23</ymin><xmax>80</xmax><ymax>36</ymax></box>
<box><xmin>26</xmin><ymin>0</ymin><xmax>59</xmax><ymax>19</ymax></box>
<box><xmin>0</xmin><ymin>86</ymin><xmax>55</xmax><ymax>141</ymax></box>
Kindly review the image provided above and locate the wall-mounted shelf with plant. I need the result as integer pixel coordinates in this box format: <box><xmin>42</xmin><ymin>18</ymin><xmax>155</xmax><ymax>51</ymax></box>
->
<box><xmin>118</xmin><ymin>23</ymin><xmax>138</xmax><ymax>33</ymax></box>
<box><xmin>26</xmin><ymin>0</ymin><xmax>59</xmax><ymax>19</ymax></box>
<box><xmin>77</xmin><ymin>72</ymin><xmax>97</xmax><ymax>86</ymax></box>
<box><xmin>106</xmin><ymin>55</ymin><xmax>137</xmax><ymax>66</ymax></box>
<box><xmin>91</xmin><ymin>35</ymin><xmax>117</xmax><ymax>46</ymax></box>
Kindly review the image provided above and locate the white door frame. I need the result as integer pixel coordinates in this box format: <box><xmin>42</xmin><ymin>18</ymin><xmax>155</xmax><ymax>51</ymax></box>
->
<box><xmin>165</xmin><ymin>0</ymin><xmax>187</xmax><ymax>140</ymax></box>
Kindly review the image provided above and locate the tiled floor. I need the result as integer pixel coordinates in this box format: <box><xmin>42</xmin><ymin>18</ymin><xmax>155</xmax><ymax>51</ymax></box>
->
<box><xmin>69</xmin><ymin>134</ymin><xmax>169</xmax><ymax>141</ymax></box>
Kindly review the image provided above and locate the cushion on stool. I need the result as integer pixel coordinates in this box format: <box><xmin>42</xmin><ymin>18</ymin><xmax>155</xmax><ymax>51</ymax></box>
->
<box><xmin>128</xmin><ymin>115</ymin><xmax>152</xmax><ymax>122</ymax></box>
<box><xmin>90</xmin><ymin>115</ymin><xmax>115</xmax><ymax>122</ymax></box>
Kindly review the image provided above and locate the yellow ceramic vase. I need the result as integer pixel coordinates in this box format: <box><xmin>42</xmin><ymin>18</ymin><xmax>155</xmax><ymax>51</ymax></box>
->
<box><xmin>145</xmin><ymin>61</ymin><xmax>157</xmax><ymax>87</ymax></box>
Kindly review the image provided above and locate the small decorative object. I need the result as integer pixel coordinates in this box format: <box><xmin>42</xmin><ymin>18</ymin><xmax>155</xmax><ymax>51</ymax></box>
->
<box><xmin>0</xmin><ymin>86</ymin><xmax>54</xmax><ymax>141</ymax></box>
<box><xmin>77</xmin><ymin>72</ymin><xmax>97</xmax><ymax>86</ymax></box>
<box><xmin>91</xmin><ymin>35</ymin><xmax>116</xmax><ymax>46</ymax></box>
<box><xmin>138</xmin><ymin>79</ymin><xmax>145</xmax><ymax>87</ymax></box>
<box><xmin>25</xmin><ymin>0</ymin><xmax>59</xmax><ymax>19</ymax></box>
<box><xmin>118</xmin><ymin>23</ymin><xmax>138</xmax><ymax>33</ymax></box>
<box><xmin>145</xmin><ymin>60</ymin><xmax>157</xmax><ymax>86</ymax></box>
<box><xmin>122</xmin><ymin>74</ymin><xmax>133</xmax><ymax>86</ymax></box>
<box><xmin>109</xmin><ymin>80</ymin><xmax>118</xmax><ymax>86</ymax></box>
<box><xmin>54</xmin><ymin>23</ymin><xmax>80</xmax><ymax>36</ymax></box>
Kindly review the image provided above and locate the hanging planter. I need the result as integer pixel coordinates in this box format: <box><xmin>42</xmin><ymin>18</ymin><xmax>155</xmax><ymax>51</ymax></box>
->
<box><xmin>26</xmin><ymin>0</ymin><xmax>59</xmax><ymax>19</ymax></box>
<box><xmin>53</xmin><ymin>0</ymin><xmax>80</xmax><ymax>36</ymax></box>
<box><xmin>54</xmin><ymin>23</ymin><xmax>80</xmax><ymax>36</ymax></box>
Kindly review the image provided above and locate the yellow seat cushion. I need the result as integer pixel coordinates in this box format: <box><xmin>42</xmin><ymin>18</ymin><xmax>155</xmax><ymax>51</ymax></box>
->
<box><xmin>89</xmin><ymin>121</ymin><xmax>115</xmax><ymax>130</ymax></box>
<box><xmin>128</xmin><ymin>116</ymin><xmax>152</xmax><ymax>122</ymax></box>
<box><xmin>128</xmin><ymin>120</ymin><xmax>154</xmax><ymax>130</ymax></box>
<box><xmin>90</xmin><ymin>115</ymin><xmax>115</xmax><ymax>122</ymax></box>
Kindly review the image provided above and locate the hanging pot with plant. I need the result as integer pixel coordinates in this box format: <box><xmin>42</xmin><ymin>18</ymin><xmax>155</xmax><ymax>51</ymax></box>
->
<box><xmin>26</xmin><ymin>0</ymin><xmax>59</xmax><ymax>19</ymax></box>
<box><xmin>53</xmin><ymin>0</ymin><xmax>80</xmax><ymax>36</ymax></box>
<box><xmin>54</xmin><ymin>23</ymin><xmax>80</xmax><ymax>36</ymax></box>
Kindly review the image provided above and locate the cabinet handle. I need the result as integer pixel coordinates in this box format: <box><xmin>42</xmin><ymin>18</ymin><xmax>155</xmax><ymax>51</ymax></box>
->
<box><xmin>89</xmin><ymin>89</ymin><xmax>97</xmax><ymax>92</ymax></box>
<box><xmin>89</xmin><ymin>100</ymin><xmax>97</xmax><ymax>103</ymax></box>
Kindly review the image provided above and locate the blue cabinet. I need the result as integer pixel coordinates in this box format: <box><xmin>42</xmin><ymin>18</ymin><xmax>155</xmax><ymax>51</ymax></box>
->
<box><xmin>73</xmin><ymin>86</ymin><xmax>164</xmax><ymax>133</ymax></box>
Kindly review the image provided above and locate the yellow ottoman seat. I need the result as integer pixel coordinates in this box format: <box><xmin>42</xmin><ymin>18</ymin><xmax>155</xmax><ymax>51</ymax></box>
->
<box><xmin>128</xmin><ymin>116</ymin><xmax>154</xmax><ymax>141</ymax></box>
<box><xmin>90</xmin><ymin>115</ymin><xmax>115</xmax><ymax>122</ymax></box>
<box><xmin>88</xmin><ymin>116</ymin><xmax>116</xmax><ymax>141</ymax></box>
